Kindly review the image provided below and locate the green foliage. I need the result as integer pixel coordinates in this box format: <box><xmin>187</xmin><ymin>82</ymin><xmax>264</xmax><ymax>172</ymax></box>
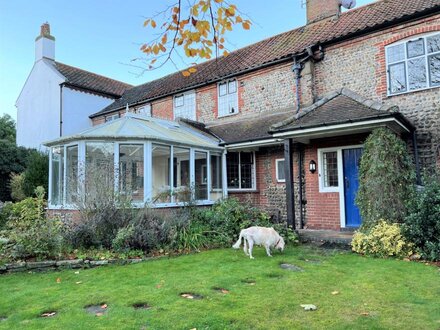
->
<box><xmin>356</xmin><ymin>128</ymin><xmax>415</xmax><ymax>229</ymax></box>
<box><xmin>9</xmin><ymin>172</ymin><xmax>26</xmax><ymax>201</ymax></box>
<box><xmin>351</xmin><ymin>220</ymin><xmax>414</xmax><ymax>258</ymax></box>
<box><xmin>22</xmin><ymin>150</ymin><xmax>49</xmax><ymax>197</ymax></box>
<box><xmin>0</xmin><ymin>114</ymin><xmax>16</xmax><ymax>143</ymax></box>
<box><xmin>2</xmin><ymin>187</ymin><xmax>62</xmax><ymax>260</ymax></box>
<box><xmin>0</xmin><ymin>202</ymin><xmax>13</xmax><ymax>230</ymax></box>
<box><xmin>0</xmin><ymin>140</ymin><xmax>29</xmax><ymax>201</ymax></box>
<box><xmin>404</xmin><ymin>173</ymin><xmax>440</xmax><ymax>261</ymax></box>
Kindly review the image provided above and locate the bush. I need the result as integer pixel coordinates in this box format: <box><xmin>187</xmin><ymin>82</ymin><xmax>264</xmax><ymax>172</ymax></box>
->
<box><xmin>0</xmin><ymin>202</ymin><xmax>13</xmax><ymax>230</ymax></box>
<box><xmin>10</xmin><ymin>172</ymin><xmax>26</xmax><ymax>201</ymax></box>
<box><xmin>351</xmin><ymin>220</ymin><xmax>414</xmax><ymax>258</ymax></box>
<box><xmin>22</xmin><ymin>151</ymin><xmax>49</xmax><ymax>197</ymax></box>
<box><xmin>356</xmin><ymin>128</ymin><xmax>415</xmax><ymax>229</ymax></box>
<box><xmin>2</xmin><ymin>187</ymin><xmax>62</xmax><ymax>260</ymax></box>
<box><xmin>403</xmin><ymin>173</ymin><xmax>440</xmax><ymax>261</ymax></box>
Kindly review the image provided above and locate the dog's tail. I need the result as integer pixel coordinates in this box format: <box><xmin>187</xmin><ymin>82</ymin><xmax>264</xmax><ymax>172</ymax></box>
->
<box><xmin>232</xmin><ymin>230</ymin><xmax>243</xmax><ymax>249</ymax></box>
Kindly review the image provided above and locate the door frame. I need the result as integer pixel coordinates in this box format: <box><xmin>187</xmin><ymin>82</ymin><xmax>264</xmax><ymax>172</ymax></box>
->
<box><xmin>317</xmin><ymin>144</ymin><xmax>363</xmax><ymax>228</ymax></box>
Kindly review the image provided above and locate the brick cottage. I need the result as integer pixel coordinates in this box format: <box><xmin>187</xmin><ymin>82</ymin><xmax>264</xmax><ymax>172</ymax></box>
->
<box><xmin>18</xmin><ymin>0</ymin><xmax>440</xmax><ymax>231</ymax></box>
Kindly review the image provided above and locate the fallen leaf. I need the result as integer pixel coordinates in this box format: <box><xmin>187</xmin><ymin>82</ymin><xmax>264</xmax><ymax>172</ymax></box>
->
<box><xmin>300</xmin><ymin>304</ymin><xmax>317</xmax><ymax>311</ymax></box>
<box><xmin>221</xmin><ymin>289</ymin><xmax>229</xmax><ymax>294</ymax></box>
<box><xmin>76</xmin><ymin>281</ymin><xmax>82</xmax><ymax>285</ymax></box>
<box><xmin>249</xmin><ymin>283</ymin><xmax>255</xmax><ymax>286</ymax></box>
<box><xmin>41</xmin><ymin>312</ymin><xmax>56</xmax><ymax>317</ymax></box>
<box><xmin>331</xmin><ymin>291</ymin><xmax>339</xmax><ymax>295</ymax></box>
<box><xmin>56</xmin><ymin>278</ymin><xmax>61</xmax><ymax>283</ymax></box>
<box><xmin>95</xmin><ymin>312</ymin><xmax>104</xmax><ymax>317</ymax></box>
<box><xmin>181</xmin><ymin>294</ymin><xmax>194</xmax><ymax>299</ymax></box>
<box><xmin>360</xmin><ymin>312</ymin><xmax>369</xmax><ymax>316</ymax></box>
<box><xmin>101</xmin><ymin>304</ymin><xmax>107</xmax><ymax>309</ymax></box>
<box><xmin>74</xmin><ymin>271</ymin><xmax>80</xmax><ymax>274</ymax></box>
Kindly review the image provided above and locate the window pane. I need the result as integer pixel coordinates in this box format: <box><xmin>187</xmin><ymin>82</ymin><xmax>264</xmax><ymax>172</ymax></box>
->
<box><xmin>323</xmin><ymin>151</ymin><xmax>338</xmax><ymax>187</ymax></box>
<box><xmin>427</xmin><ymin>33</ymin><xmax>440</xmax><ymax>53</ymax></box>
<box><xmin>429</xmin><ymin>54</ymin><xmax>440</xmax><ymax>87</ymax></box>
<box><xmin>387</xmin><ymin>44</ymin><xmax>405</xmax><ymax>63</ymax></box>
<box><xmin>408</xmin><ymin>57</ymin><xmax>427</xmax><ymax>90</ymax></box>
<box><xmin>407</xmin><ymin>38</ymin><xmax>425</xmax><ymax>58</ymax></box>
<box><xmin>228</xmin><ymin>97</ymin><xmax>238</xmax><ymax>114</ymax></box>
<box><xmin>174</xmin><ymin>92</ymin><xmax>195</xmax><ymax>120</ymax></box>
<box><xmin>240</xmin><ymin>152</ymin><xmax>253</xmax><ymax>189</ymax></box>
<box><xmin>195</xmin><ymin>151</ymin><xmax>208</xmax><ymax>200</ymax></box>
<box><xmin>85</xmin><ymin>142</ymin><xmax>114</xmax><ymax>199</ymax></box>
<box><xmin>227</xmin><ymin>152</ymin><xmax>239</xmax><ymax>188</ymax></box>
<box><xmin>152</xmin><ymin>144</ymin><xmax>171</xmax><ymax>203</ymax></box>
<box><xmin>119</xmin><ymin>144</ymin><xmax>144</xmax><ymax>202</ymax></box>
<box><xmin>210</xmin><ymin>153</ymin><xmax>223</xmax><ymax>201</ymax></box>
<box><xmin>66</xmin><ymin>145</ymin><xmax>78</xmax><ymax>204</ymax></box>
<box><xmin>174</xmin><ymin>95</ymin><xmax>184</xmax><ymax>107</ymax></box>
<box><xmin>173</xmin><ymin>147</ymin><xmax>191</xmax><ymax>203</ymax></box>
<box><xmin>277</xmin><ymin>160</ymin><xmax>285</xmax><ymax>181</ymax></box>
<box><xmin>228</xmin><ymin>80</ymin><xmax>237</xmax><ymax>94</ymax></box>
<box><xmin>51</xmin><ymin>146</ymin><xmax>64</xmax><ymax>205</ymax></box>
<box><xmin>389</xmin><ymin>62</ymin><xmax>407</xmax><ymax>94</ymax></box>
<box><xmin>219</xmin><ymin>82</ymin><xmax>227</xmax><ymax>96</ymax></box>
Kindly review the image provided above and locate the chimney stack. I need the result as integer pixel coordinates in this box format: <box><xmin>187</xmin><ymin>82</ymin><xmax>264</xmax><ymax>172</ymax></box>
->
<box><xmin>35</xmin><ymin>22</ymin><xmax>55</xmax><ymax>62</ymax></box>
<box><xmin>306</xmin><ymin>0</ymin><xmax>341</xmax><ymax>24</ymax></box>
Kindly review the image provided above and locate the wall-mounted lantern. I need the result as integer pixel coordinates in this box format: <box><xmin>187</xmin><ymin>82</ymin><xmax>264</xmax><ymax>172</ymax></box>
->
<box><xmin>309</xmin><ymin>160</ymin><xmax>316</xmax><ymax>173</ymax></box>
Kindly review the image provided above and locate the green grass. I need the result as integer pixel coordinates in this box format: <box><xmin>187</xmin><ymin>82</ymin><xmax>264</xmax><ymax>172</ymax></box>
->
<box><xmin>0</xmin><ymin>245</ymin><xmax>439</xmax><ymax>329</ymax></box>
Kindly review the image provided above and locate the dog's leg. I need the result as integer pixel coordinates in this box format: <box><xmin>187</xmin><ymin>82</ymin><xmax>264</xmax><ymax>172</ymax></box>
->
<box><xmin>232</xmin><ymin>231</ymin><xmax>243</xmax><ymax>249</ymax></box>
<box><xmin>265</xmin><ymin>244</ymin><xmax>272</xmax><ymax>257</ymax></box>
<box><xmin>248</xmin><ymin>239</ymin><xmax>254</xmax><ymax>259</ymax></box>
<box><xmin>243</xmin><ymin>238</ymin><xmax>249</xmax><ymax>256</ymax></box>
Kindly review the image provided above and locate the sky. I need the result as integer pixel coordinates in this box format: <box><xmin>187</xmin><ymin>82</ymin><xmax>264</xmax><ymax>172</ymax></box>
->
<box><xmin>0</xmin><ymin>0</ymin><xmax>376</xmax><ymax>121</ymax></box>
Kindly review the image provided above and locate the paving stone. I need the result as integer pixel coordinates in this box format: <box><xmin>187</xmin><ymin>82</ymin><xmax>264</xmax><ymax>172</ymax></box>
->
<box><xmin>280</xmin><ymin>263</ymin><xmax>304</xmax><ymax>272</ymax></box>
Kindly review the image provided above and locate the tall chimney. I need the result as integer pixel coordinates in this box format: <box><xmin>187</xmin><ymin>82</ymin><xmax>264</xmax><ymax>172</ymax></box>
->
<box><xmin>35</xmin><ymin>22</ymin><xmax>55</xmax><ymax>61</ymax></box>
<box><xmin>306</xmin><ymin>0</ymin><xmax>341</xmax><ymax>24</ymax></box>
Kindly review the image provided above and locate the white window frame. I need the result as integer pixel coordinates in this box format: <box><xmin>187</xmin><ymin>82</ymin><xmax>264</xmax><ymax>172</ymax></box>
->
<box><xmin>136</xmin><ymin>103</ymin><xmax>151</xmax><ymax>116</ymax></box>
<box><xmin>275</xmin><ymin>158</ymin><xmax>285</xmax><ymax>183</ymax></box>
<box><xmin>386</xmin><ymin>32</ymin><xmax>440</xmax><ymax>96</ymax></box>
<box><xmin>173</xmin><ymin>91</ymin><xmax>196</xmax><ymax>120</ymax></box>
<box><xmin>227</xmin><ymin>151</ymin><xmax>257</xmax><ymax>191</ymax></box>
<box><xmin>217</xmin><ymin>79</ymin><xmax>239</xmax><ymax>118</ymax></box>
<box><xmin>105</xmin><ymin>113</ymin><xmax>120</xmax><ymax>122</ymax></box>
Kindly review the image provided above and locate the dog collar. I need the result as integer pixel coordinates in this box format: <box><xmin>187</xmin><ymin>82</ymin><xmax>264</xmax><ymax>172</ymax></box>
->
<box><xmin>275</xmin><ymin>238</ymin><xmax>281</xmax><ymax>246</ymax></box>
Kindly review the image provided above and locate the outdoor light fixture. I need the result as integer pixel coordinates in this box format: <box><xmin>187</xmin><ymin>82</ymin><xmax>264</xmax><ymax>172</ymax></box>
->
<box><xmin>309</xmin><ymin>160</ymin><xmax>316</xmax><ymax>173</ymax></box>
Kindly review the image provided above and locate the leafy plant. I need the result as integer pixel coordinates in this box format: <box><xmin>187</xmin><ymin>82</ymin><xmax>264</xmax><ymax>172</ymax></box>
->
<box><xmin>356</xmin><ymin>128</ymin><xmax>415</xmax><ymax>229</ymax></box>
<box><xmin>351</xmin><ymin>220</ymin><xmax>414</xmax><ymax>258</ymax></box>
<box><xmin>403</xmin><ymin>172</ymin><xmax>440</xmax><ymax>261</ymax></box>
<box><xmin>9</xmin><ymin>172</ymin><xmax>26</xmax><ymax>201</ymax></box>
<box><xmin>22</xmin><ymin>151</ymin><xmax>49</xmax><ymax>197</ymax></box>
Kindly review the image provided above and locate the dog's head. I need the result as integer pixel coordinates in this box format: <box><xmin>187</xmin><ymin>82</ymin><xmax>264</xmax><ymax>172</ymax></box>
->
<box><xmin>276</xmin><ymin>236</ymin><xmax>285</xmax><ymax>251</ymax></box>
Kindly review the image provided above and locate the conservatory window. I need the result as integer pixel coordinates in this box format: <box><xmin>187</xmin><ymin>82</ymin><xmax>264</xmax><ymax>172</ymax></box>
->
<box><xmin>195</xmin><ymin>151</ymin><xmax>208</xmax><ymax>200</ymax></box>
<box><xmin>85</xmin><ymin>142</ymin><xmax>115</xmax><ymax>197</ymax></box>
<box><xmin>173</xmin><ymin>147</ymin><xmax>191</xmax><ymax>203</ymax></box>
<box><xmin>210</xmin><ymin>153</ymin><xmax>223</xmax><ymax>201</ymax></box>
<box><xmin>227</xmin><ymin>151</ymin><xmax>255</xmax><ymax>190</ymax></box>
<box><xmin>50</xmin><ymin>146</ymin><xmax>64</xmax><ymax>205</ymax></box>
<box><xmin>386</xmin><ymin>32</ymin><xmax>440</xmax><ymax>95</ymax></box>
<box><xmin>152</xmin><ymin>144</ymin><xmax>171</xmax><ymax>203</ymax></box>
<box><xmin>119</xmin><ymin>144</ymin><xmax>144</xmax><ymax>202</ymax></box>
<box><xmin>65</xmin><ymin>145</ymin><xmax>78</xmax><ymax>204</ymax></box>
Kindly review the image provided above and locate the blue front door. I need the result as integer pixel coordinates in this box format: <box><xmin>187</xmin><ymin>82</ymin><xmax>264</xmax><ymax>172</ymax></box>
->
<box><xmin>343</xmin><ymin>148</ymin><xmax>363</xmax><ymax>227</ymax></box>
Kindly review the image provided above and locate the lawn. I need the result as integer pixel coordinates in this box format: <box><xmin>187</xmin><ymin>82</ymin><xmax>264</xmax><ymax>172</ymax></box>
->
<box><xmin>0</xmin><ymin>245</ymin><xmax>439</xmax><ymax>330</ymax></box>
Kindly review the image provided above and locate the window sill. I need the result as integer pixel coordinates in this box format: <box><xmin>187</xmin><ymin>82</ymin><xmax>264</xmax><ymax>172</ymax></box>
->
<box><xmin>218</xmin><ymin>111</ymin><xmax>239</xmax><ymax>119</ymax></box>
<box><xmin>228</xmin><ymin>189</ymin><xmax>259</xmax><ymax>194</ymax></box>
<box><xmin>387</xmin><ymin>85</ymin><xmax>440</xmax><ymax>98</ymax></box>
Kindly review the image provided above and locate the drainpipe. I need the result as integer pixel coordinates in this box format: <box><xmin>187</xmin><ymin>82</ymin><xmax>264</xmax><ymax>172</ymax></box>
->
<box><xmin>412</xmin><ymin>130</ymin><xmax>421</xmax><ymax>185</ymax></box>
<box><xmin>292</xmin><ymin>59</ymin><xmax>303</xmax><ymax>114</ymax></box>
<box><xmin>298</xmin><ymin>143</ymin><xmax>304</xmax><ymax>229</ymax></box>
<box><xmin>59</xmin><ymin>83</ymin><xmax>64</xmax><ymax>137</ymax></box>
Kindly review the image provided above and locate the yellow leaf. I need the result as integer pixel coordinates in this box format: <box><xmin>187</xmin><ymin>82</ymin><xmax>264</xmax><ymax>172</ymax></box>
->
<box><xmin>236</xmin><ymin>16</ymin><xmax>243</xmax><ymax>23</ymax></box>
<box><xmin>182</xmin><ymin>71</ymin><xmax>191</xmax><ymax>77</ymax></box>
<box><xmin>161</xmin><ymin>34</ymin><xmax>167</xmax><ymax>44</ymax></box>
<box><xmin>242</xmin><ymin>22</ymin><xmax>251</xmax><ymax>30</ymax></box>
<box><xmin>151</xmin><ymin>20</ymin><xmax>157</xmax><ymax>28</ymax></box>
<box><xmin>188</xmin><ymin>67</ymin><xmax>197</xmax><ymax>73</ymax></box>
<box><xmin>143</xmin><ymin>19</ymin><xmax>150</xmax><ymax>27</ymax></box>
<box><xmin>223</xmin><ymin>50</ymin><xmax>229</xmax><ymax>57</ymax></box>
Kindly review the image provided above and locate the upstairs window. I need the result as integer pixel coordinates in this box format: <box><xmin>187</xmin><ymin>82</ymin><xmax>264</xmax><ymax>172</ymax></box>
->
<box><xmin>226</xmin><ymin>151</ymin><xmax>255</xmax><ymax>190</ymax></box>
<box><xmin>218</xmin><ymin>79</ymin><xmax>238</xmax><ymax>117</ymax></box>
<box><xmin>105</xmin><ymin>113</ymin><xmax>120</xmax><ymax>122</ymax></box>
<box><xmin>136</xmin><ymin>103</ymin><xmax>151</xmax><ymax>116</ymax></box>
<box><xmin>386</xmin><ymin>32</ymin><xmax>440</xmax><ymax>95</ymax></box>
<box><xmin>173</xmin><ymin>91</ymin><xmax>196</xmax><ymax>120</ymax></box>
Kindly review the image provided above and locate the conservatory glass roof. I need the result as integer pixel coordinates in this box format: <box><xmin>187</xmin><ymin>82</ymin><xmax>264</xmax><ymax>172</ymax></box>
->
<box><xmin>44</xmin><ymin>113</ymin><xmax>222</xmax><ymax>149</ymax></box>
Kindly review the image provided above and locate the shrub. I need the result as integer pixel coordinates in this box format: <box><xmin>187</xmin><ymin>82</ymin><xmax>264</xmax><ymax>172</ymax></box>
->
<box><xmin>0</xmin><ymin>202</ymin><xmax>13</xmax><ymax>230</ymax></box>
<box><xmin>3</xmin><ymin>187</ymin><xmax>62</xmax><ymax>260</ymax></box>
<box><xmin>22</xmin><ymin>151</ymin><xmax>49</xmax><ymax>197</ymax></box>
<box><xmin>10</xmin><ymin>172</ymin><xmax>26</xmax><ymax>201</ymax></box>
<box><xmin>403</xmin><ymin>173</ymin><xmax>440</xmax><ymax>261</ymax></box>
<box><xmin>351</xmin><ymin>220</ymin><xmax>414</xmax><ymax>258</ymax></box>
<box><xmin>356</xmin><ymin>128</ymin><xmax>415</xmax><ymax>229</ymax></box>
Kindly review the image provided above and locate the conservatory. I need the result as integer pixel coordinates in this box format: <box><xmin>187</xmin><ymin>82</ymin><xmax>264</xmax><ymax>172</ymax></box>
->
<box><xmin>44</xmin><ymin>113</ymin><xmax>227</xmax><ymax>209</ymax></box>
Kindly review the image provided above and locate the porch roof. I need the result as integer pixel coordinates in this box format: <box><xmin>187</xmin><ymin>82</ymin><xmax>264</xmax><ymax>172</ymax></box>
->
<box><xmin>43</xmin><ymin>113</ymin><xmax>223</xmax><ymax>150</ymax></box>
<box><xmin>270</xmin><ymin>88</ymin><xmax>414</xmax><ymax>143</ymax></box>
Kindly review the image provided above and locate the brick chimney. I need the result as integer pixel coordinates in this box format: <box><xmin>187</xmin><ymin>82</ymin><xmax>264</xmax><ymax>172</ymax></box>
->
<box><xmin>35</xmin><ymin>22</ymin><xmax>55</xmax><ymax>62</ymax></box>
<box><xmin>306</xmin><ymin>0</ymin><xmax>341</xmax><ymax>24</ymax></box>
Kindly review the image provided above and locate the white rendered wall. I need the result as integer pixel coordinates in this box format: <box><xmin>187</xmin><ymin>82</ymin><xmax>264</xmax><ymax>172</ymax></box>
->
<box><xmin>16</xmin><ymin>59</ymin><xmax>64</xmax><ymax>150</ymax></box>
<box><xmin>62</xmin><ymin>87</ymin><xmax>114</xmax><ymax>136</ymax></box>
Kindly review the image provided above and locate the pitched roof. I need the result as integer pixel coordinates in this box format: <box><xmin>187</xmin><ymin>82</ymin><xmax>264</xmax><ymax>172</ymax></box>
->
<box><xmin>270</xmin><ymin>88</ymin><xmax>413</xmax><ymax>133</ymax></box>
<box><xmin>91</xmin><ymin>0</ymin><xmax>440</xmax><ymax>117</ymax></box>
<box><xmin>54</xmin><ymin>62</ymin><xmax>132</xmax><ymax>97</ymax></box>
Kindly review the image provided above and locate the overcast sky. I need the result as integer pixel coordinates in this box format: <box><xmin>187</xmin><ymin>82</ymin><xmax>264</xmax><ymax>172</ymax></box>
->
<box><xmin>0</xmin><ymin>0</ymin><xmax>376</xmax><ymax>120</ymax></box>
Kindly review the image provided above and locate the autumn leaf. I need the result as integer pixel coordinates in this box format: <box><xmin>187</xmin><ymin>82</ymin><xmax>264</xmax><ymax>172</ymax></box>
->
<box><xmin>143</xmin><ymin>19</ymin><xmax>150</xmax><ymax>27</ymax></box>
<box><xmin>242</xmin><ymin>21</ymin><xmax>251</xmax><ymax>30</ymax></box>
<box><xmin>188</xmin><ymin>67</ymin><xmax>197</xmax><ymax>73</ymax></box>
<box><xmin>151</xmin><ymin>19</ymin><xmax>157</xmax><ymax>28</ymax></box>
<box><xmin>182</xmin><ymin>71</ymin><xmax>191</xmax><ymax>77</ymax></box>
<box><xmin>56</xmin><ymin>277</ymin><xmax>61</xmax><ymax>283</ymax></box>
<box><xmin>331</xmin><ymin>291</ymin><xmax>339</xmax><ymax>295</ymax></box>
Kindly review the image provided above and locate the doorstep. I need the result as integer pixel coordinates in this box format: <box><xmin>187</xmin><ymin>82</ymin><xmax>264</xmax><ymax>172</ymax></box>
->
<box><xmin>297</xmin><ymin>229</ymin><xmax>354</xmax><ymax>246</ymax></box>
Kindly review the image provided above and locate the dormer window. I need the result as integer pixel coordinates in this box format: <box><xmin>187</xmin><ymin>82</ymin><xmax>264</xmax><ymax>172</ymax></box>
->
<box><xmin>386</xmin><ymin>32</ymin><xmax>440</xmax><ymax>95</ymax></box>
<box><xmin>173</xmin><ymin>91</ymin><xmax>196</xmax><ymax>120</ymax></box>
<box><xmin>218</xmin><ymin>79</ymin><xmax>238</xmax><ymax>117</ymax></box>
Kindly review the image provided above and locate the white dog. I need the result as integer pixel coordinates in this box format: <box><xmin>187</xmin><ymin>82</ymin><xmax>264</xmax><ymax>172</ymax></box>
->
<box><xmin>232</xmin><ymin>226</ymin><xmax>285</xmax><ymax>259</ymax></box>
